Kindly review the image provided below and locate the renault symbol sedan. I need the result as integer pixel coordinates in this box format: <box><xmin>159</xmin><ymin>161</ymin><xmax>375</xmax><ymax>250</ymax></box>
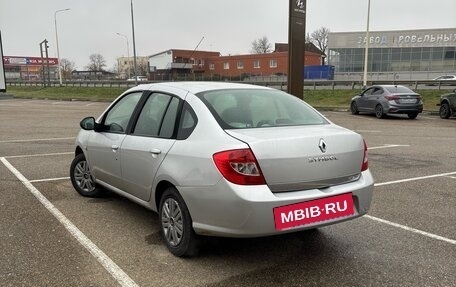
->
<box><xmin>350</xmin><ymin>85</ymin><xmax>423</xmax><ymax>119</ymax></box>
<box><xmin>70</xmin><ymin>82</ymin><xmax>374</xmax><ymax>257</ymax></box>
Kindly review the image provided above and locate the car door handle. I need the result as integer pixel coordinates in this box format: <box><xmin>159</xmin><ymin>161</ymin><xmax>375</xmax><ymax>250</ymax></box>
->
<box><xmin>149</xmin><ymin>148</ymin><xmax>161</xmax><ymax>158</ymax></box>
<box><xmin>111</xmin><ymin>145</ymin><xmax>119</xmax><ymax>152</ymax></box>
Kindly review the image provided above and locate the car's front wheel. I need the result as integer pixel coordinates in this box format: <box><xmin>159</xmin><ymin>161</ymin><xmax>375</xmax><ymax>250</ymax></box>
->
<box><xmin>439</xmin><ymin>102</ymin><xmax>451</xmax><ymax>119</ymax></box>
<box><xmin>159</xmin><ymin>187</ymin><xmax>199</xmax><ymax>257</ymax></box>
<box><xmin>350</xmin><ymin>102</ymin><xmax>359</xmax><ymax>115</ymax></box>
<box><xmin>375</xmin><ymin>104</ymin><xmax>385</xmax><ymax>119</ymax></box>
<box><xmin>70</xmin><ymin>153</ymin><xmax>102</xmax><ymax>197</ymax></box>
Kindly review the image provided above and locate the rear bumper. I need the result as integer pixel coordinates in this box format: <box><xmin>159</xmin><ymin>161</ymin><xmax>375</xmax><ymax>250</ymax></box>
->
<box><xmin>386</xmin><ymin>104</ymin><xmax>423</xmax><ymax>114</ymax></box>
<box><xmin>179</xmin><ymin>170</ymin><xmax>374</xmax><ymax>237</ymax></box>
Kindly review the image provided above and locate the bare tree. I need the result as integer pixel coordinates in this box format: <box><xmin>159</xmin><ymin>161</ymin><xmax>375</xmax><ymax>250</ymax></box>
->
<box><xmin>86</xmin><ymin>53</ymin><xmax>106</xmax><ymax>71</ymax></box>
<box><xmin>310</xmin><ymin>27</ymin><xmax>330</xmax><ymax>57</ymax></box>
<box><xmin>251</xmin><ymin>36</ymin><xmax>273</xmax><ymax>54</ymax></box>
<box><xmin>305</xmin><ymin>32</ymin><xmax>312</xmax><ymax>44</ymax></box>
<box><xmin>60</xmin><ymin>58</ymin><xmax>75</xmax><ymax>79</ymax></box>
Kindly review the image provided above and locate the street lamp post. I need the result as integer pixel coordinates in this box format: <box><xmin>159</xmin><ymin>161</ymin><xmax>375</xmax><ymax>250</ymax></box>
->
<box><xmin>363</xmin><ymin>0</ymin><xmax>371</xmax><ymax>87</ymax></box>
<box><xmin>131</xmin><ymin>0</ymin><xmax>138</xmax><ymax>85</ymax></box>
<box><xmin>54</xmin><ymin>8</ymin><xmax>70</xmax><ymax>86</ymax></box>
<box><xmin>116</xmin><ymin>33</ymin><xmax>131</xmax><ymax>79</ymax></box>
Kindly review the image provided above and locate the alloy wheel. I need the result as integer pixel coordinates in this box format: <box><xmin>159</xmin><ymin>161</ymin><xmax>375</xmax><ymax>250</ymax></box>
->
<box><xmin>73</xmin><ymin>160</ymin><xmax>95</xmax><ymax>192</ymax></box>
<box><xmin>375</xmin><ymin>105</ymin><xmax>384</xmax><ymax>119</ymax></box>
<box><xmin>161</xmin><ymin>198</ymin><xmax>184</xmax><ymax>247</ymax></box>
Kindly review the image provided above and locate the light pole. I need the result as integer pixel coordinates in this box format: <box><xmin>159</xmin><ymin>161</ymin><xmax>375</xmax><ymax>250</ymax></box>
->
<box><xmin>54</xmin><ymin>8</ymin><xmax>70</xmax><ymax>86</ymax></box>
<box><xmin>131</xmin><ymin>0</ymin><xmax>138</xmax><ymax>85</ymax></box>
<box><xmin>363</xmin><ymin>0</ymin><xmax>371</xmax><ymax>87</ymax></box>
<box><xmin>116</xmin><ymin>33</ymin><xmax>131</xmax><ymax>79</ymax></box>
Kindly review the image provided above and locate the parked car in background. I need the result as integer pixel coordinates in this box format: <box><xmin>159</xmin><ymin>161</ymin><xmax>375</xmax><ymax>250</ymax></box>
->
<box><xmin>350</xmin><ymin>85</ymin><xmax>423</xmax><ymax>119</ymax></box>
<box><xmin>127</xmin><ymin>76</ymin><xmax>148</xmax><ymax>82</ymax></box>
<box><xmin>437</xmin><ymin>89</ymin><xmax>456</xmax><ymax>119</ymax></box>
<box><xmin>430</xmin><ymin>75</ymin><xmax>456</xmax><ymax>86</ymax></box>
<box><xmin>70</xmin><ymin>82</ymin><xmax>374</xmax><ymax>257</ymax></box>
<box><xmin>433</xmin><ymin>75</ymin><xmax>456</xmax><ymax>81</ymax></box>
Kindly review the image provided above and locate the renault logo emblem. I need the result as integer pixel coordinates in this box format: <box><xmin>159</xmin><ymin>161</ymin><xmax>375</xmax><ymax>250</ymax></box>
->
<box><xmin>319</xmin><ymin>139</ymin><xmax>327</xmax><ymax>153</ymax></box>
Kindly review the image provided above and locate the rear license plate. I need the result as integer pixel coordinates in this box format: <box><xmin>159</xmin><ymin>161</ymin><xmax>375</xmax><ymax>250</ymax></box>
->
<box><xmin>400</xmin><ymin>99</ymin><xmax>416</xmax><ymax>104</ymax></box>
<box><xmin>273</xmin><ymin>193</ymin><xmax>355</xmax><ymax>230</ymax></box>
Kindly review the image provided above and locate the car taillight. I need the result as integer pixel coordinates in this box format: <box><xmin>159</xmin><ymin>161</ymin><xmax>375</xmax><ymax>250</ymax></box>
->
<box><xmin>385</xmin><ymin>95</ymin><xmax>400</xmax><ymax>101</ymax></box>
<box><xmin>213</xmin><ymin>149</ymin><xmax>266</xmax><ymax>185</ymax></box>
<box><xmin>361</xmin><ymin>139</ymin><xmax>369</xmax><ymax>171</ymax></box>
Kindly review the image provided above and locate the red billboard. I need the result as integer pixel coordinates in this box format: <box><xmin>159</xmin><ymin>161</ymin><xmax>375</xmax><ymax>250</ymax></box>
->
<box><xmin>3</xmin><ymin>56</ymin><xmax>58</xmax><ymax>66</ymax></box>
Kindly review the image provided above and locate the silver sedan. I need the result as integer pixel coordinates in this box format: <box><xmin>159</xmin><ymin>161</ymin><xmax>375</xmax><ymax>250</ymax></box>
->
<box><xmin>70</xmin><ymin>82</ymin><xmax>374</xmax><ymax>257</ymax></box>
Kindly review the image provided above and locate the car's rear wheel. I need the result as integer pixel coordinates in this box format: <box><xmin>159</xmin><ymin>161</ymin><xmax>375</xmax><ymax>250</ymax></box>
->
<box><xmin>407</xmin><ymin>113</ymin><xmax>418</xmax><ymax>119</ymax></box>
<box><xmin>375</xmin><ymin>104</ymin><xmax>385</xmax><ymax>119</ymax></box>
<box><xmin>70</xmin><ymin>153</ymin><xmax>102</xmax><ymax>197</ymax></box>
<box><xmin>350</xmin><ymin>102</ymin><xmax>359</xmax><ymax>115</ymax></box>
<box><xmin>159</xmin><ymin>187</ymin><xmax>199</xmax><ymax>257</ymax></box>
<box><xmin>439</xmin><ymin>102</ymin><xmax>451</xmax><ymax>119</ymax></box>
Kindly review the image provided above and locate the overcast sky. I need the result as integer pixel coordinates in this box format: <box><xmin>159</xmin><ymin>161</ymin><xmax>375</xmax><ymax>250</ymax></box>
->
<box><xmin>1</xmin><ymin>0</ymin><xmax>455</xmax><ymax>70</ymax></box>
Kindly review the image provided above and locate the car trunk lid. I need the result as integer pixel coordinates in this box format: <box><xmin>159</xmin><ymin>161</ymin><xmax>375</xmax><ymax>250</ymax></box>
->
<box><xmin>225</xmin><ymin>125</ymin><xmax>364</xmax><ymax>192</ymax></box>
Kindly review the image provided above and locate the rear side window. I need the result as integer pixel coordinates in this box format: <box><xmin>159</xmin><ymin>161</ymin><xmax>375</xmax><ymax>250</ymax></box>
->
<box><xmin>198</xmin><ymin>89</ymin><xmax>327</xmax><ymax>129</ymax></box>
<box><xmin>177</xmin><ymin>102</ymin><xmax>197</xmax><ymax>140</ymax></box>
<box><xmin>133</xmin><ymin>93</ymin><xmax>180</xmax><ymax>138</ymax></box>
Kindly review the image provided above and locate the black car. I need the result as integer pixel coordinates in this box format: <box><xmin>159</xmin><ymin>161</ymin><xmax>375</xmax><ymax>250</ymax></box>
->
<box><xmin>350</xmin><ymin>85</ymin><xmax>423</xmax><ymax>119</ymax></box>
<box><xmin>437</xmin><ymin>89</ymin><xmax>456</xmax><ymax>119</ymax></box>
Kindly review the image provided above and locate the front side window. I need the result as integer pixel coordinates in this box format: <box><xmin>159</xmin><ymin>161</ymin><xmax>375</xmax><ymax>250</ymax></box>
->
<box><xmin>104</xmin><ymin>92</ymin><xmax>142</xmax><ymax>133</ymax></box>
<box><xmin>223</xmin><ymin>62</ymin><xmax>230</xmax><ymax>70</ymax></box>
<box><xmin>198</xmin><ymin>89</ymin><xmax>327</xmax><ymax>129</ymax></box>
<box><xmin>253</xmin><ymin>60</ymin><xmax>260</xmax><ymax>68</ymax></box>
<box><xmin>362</xmin><ymin>87</ymin><xmax>376</xmax><ymax>96</ymax></box>
<box><xmin>237</xmin><ymin>61</ymin><xmax>244</xmax><ymax>69</ymax></box>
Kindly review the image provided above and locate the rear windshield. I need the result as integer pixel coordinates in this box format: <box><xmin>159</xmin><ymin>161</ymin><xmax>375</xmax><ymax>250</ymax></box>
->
<box><xmin>384</xmin><ymin>86</ymin><xmax>414</xmax><ymax>94</ymax></box>
<box><xmin>197</xmin><ymin>89</ymin><xmax>328</xmax><ymax>129</ymax></box>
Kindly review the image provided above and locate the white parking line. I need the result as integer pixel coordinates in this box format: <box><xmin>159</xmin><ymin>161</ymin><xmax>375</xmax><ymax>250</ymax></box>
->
<box><xmin>29</xmin><ymin>177</ymin><xmax>70</xmax><ymax>183</ymax></box>
<box><xmin>5</xmin><ymin>152</ymin><xmax>74</xmax><ymax>159</ymax></box>
<box><xmin>368</xmin><ymin>144</ymin><xmax>410</xmax><ymax>150</ymax></box>
<box><xmin>0</xmin><ymin>137</ymin><xmax>74</xmax><ymax>143</ymax></box>
<box><xmin>447</xmin><ymin>176</ymin><xmax>456</xmax><ymax>179</ymax></box>
<box><xmin>374</xmin><ymin>171</ymin><xmax>456</xmax><ymax>187</ymax></box>
<box><xmin>365</xmin><ymin>215</ymin><xmax>456</xmax><ymax>245</ymax></box>
<box><xmin>0</xmin><ymin>157</ymin><xmax>139</xmax><ymax>287</ymax></box>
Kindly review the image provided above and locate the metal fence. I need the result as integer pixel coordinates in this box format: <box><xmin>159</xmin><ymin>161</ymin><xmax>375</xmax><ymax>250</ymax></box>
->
<box><xmin>5</xmin><ymin>78</ymin><xmax>456</xmax><ymax>91</ymax></box>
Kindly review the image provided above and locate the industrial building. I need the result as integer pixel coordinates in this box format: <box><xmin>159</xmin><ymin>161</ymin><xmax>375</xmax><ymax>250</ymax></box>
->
<box><xmin>148</xmin><ymin>44</ymin><xmax>322</xmax><ymax>79</ymax></box>
<box><xmin>328</xmin><ymin>28</ymin><xmax>456</xmax><ymax>80</ymax></box>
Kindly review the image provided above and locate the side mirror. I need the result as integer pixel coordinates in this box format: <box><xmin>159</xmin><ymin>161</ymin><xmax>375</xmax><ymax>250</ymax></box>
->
<box><xmin>80</xmin><ymin>117</ymin><xmax>95</xmax><ymax>130</ymax></box>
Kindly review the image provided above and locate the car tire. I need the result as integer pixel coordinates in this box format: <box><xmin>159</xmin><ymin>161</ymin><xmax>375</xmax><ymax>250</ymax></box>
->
<box><xmin>350</xmin><ymin>102</ymin><xmax>359</xmax><ymax>115</ymax></box>
<box><xmin>375</xmin><ymin>104</ymin><xmax>385</xmax><ymax>119</ymax></box>
<box><xmin>407</xmin><ymin>113</ymin><xmax>418</xmax><ymax>119</ymax></box>
<box><xmin>159</xmin><ymin>187</ymin><xmax>199</xmax><ymax>257</ymax></box>
<box><xmin>70</xmin><ymin>153</ymin><xmax>102</xmax><ymax>197</ymax></box>
<box><xmin>439</xmin><ymin>102</ymin><xmax>451</xmax><ymax>119</ymax></box>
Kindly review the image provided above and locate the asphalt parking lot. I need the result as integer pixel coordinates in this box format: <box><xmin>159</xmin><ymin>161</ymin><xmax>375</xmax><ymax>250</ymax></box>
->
<box><xmin>0</xmin><ymin>98</ymin><xmax>455</xmax><ymax>287</ymax></box>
